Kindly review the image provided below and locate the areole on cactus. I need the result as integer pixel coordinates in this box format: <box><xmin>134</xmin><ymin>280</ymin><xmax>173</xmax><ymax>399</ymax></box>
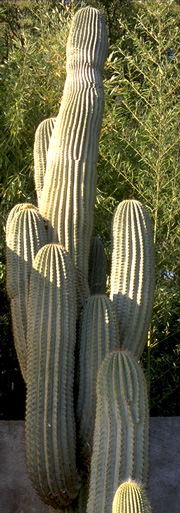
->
<box><xmin>5</xmin><ymin>6</ymin><xmax>155</xmax><ymax>513</ymax></box>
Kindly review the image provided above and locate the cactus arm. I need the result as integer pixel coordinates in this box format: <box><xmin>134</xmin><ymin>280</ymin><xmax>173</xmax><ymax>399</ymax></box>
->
<box><xmin>77</xmin><ymin>294</ymin><xmax>119</xmax><ymax>465</ymax></box>
<box><xmin>26</xmin><ymin>244</ymin><xmax>81</xmax><ymax>508</ymax></box>
<box><xmin>34</xmin><ymin>117</ymin><xmax>56</xmax><ymax>205</ymax></box>
<box><xmin>110</xmin><ymin>200</ymin><xmax>155</xmax><ymax>358</ymax></box>
<box><xmin>6</xmin><ymin>203</ymin><xmax>47</xmax><ymax>380</ymax></box>
<box><xmin>87</xmin><ymin>351</ymin><xmax>149</xmax><ymax>513</ymax></box>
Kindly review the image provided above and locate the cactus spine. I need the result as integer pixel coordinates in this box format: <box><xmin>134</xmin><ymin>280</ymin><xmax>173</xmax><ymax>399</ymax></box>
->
<box><xmin>6</xmin><ymin>203</ymin><xmax>47</xmax><ymax>380</ymax></box>
<box><xmin>87</xmin><ymin>350</ymin><xmax>149</xmax><ymax>513</ymax></box>
<box><xmin>110</xmin><ymin>200</ymin><xmax>155</xmax><ymax>358</ymax></box>
<box><xmin>112</xmin><ymin>481</ymin><xmax>152</xmax><ymax>513</ymax></box>
<box><xmin>26</xmin><ymin>244</ymin><xmax>81</xmax><ymax>508</ymax></box>
<box><xmin>39</xmin><ymin>7</ymin><xmax>108</xmax><ymax>304</ymax></box>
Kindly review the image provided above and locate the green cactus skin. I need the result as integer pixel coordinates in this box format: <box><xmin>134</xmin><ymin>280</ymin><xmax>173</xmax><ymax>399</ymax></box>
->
<box><xmin>25</xmin><ymin>243</ymin><xmax>81</xmax><ymax>508</ymax></box>
<box><xmin>6</xmin><ymin>203</ymin><xmax>47</xmax><ymax>381</ymax></box>
<box><xmin>77</xmin><ymin>294</ymin><xmax>119</xmax><ymax>466</ymax></box>
<box><xmin>48</xmin><ymin>481</ymin><xmax>88</xmax><ymax>513</ymax></box>
<box><xmin>88</xmin><ymin>236</ymin><xmax>106</xmax><ymax>295</ymax></box>
<box><xmin>112</xmin><ymin>481</ymin><xmax>152</xmax><ymax>513</ymax></box>
<box><xmin>110</xmin><ymin>200</ymin><xmax>155</xmax><ymax>359</ymax></box>
<box><xmin>39</xmin><ymin>7</ymin><xmax>108</xmax><ymax>306</ymax></box>
<box><xmin>87</xmin><ymin>350</ymin><xmax>149</xmax><ymax>513</ymax></box>
<box><xmin>34</xmin><ymin>117</ymin><xmax>56</xmax><ymax>205</ymax></box>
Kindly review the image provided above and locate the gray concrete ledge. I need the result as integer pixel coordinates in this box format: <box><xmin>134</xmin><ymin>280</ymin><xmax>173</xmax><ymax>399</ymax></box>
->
<box><xmin>0</xmin><ymin>418</ymin><xmax>180</xmax><ymax>513</ymax></box>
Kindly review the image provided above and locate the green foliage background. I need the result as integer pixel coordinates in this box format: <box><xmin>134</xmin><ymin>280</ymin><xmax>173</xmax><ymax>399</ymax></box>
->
<box><xmin>1</xmin><ymin>0</ymin><xmax>180</xmax><ymax>418</ymax></box>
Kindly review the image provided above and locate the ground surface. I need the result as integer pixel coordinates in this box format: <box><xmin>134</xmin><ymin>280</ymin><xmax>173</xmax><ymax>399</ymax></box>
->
<box><xmin>0</xmin><ymin>418</ymin><xmax>180</xmax><ymax>513</ymax></box>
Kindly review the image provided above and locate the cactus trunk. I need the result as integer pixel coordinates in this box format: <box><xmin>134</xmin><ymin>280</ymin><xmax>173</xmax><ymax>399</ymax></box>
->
<box><xmin>39</xmin><ymin>7</ymin><xmax>108</xmax><ymax>305</ymax></box>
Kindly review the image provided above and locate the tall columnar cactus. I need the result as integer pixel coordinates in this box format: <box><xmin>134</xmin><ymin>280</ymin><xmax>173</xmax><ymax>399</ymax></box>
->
<box><xmin>6</xmin><ymin>203</ymin><xmax>47</xmax><ymax>381</ymax></box>
<box><xmin>110</xmin><ymin>199</ymin><xmax>155</xmax><ymax>358</ymax></box>
<box><xmin>26</xmin><ymin>244</ymin><xmax>81</xmax><ymax>508</ymax></box>
<box><xmin>39</xmin><ymin>7</ymin><xmax>108</xmax><ymax>305</ymax></box>
<box><xmin>87</xmin><ymin>350</ymin><xmax>149</xmax><ymax>513</ymax></box>
<box><xmin>5</xmin><ymin>7</ymin><xmax>155</xmax><ymax>513</ymax></box>
<box><xmin>77</xmin><ymin>294</ymin><xmax>119</xmax><ymax>465</ymax></box>
<box><xmin>112</xmin><ymin>481</ymin><xmax>152</xmax><ymax>513</ymax></box>
<box><xmin>34</xmin><ymin>117</ymin><xmax>56</xmax><ymax>205</ymax></box>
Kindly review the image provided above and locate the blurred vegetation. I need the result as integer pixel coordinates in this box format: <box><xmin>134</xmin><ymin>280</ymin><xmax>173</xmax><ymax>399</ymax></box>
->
<box><xmin>1</xmin><ymin>0</ymin><xmax>180</xmax><ymax>418</ymax></box>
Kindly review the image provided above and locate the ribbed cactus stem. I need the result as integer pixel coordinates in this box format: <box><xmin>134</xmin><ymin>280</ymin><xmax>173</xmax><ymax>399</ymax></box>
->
<box><xmin>112</xmin><ymin>481</ymin><xmax>152</xmax><ymax>513</ymax></box>
<box><xmin>110</xmin><ymin>200</ymin><xmax>155</xmax><ymax>358</ymax></box>
<box><xmin>88</xmin><ymin>236</ymin><xmax>106</xmax><ymax>294</ymax></box>
<box><xmin>39</xmin><ymin>7</ymin><xmax>108</xmax><ymax>306</ymax></box>
<box><xmin>6</xmin><ymin>203</ymin><xmax>47</xmax><ymax>380</ymax></box>
<box><xmin>87</xmin><ymin>350</ymin><xmax>149</xmax><ymax>513</ymax></box>
<box><xmin>77</xmin><ymin>294</ymin><xmax>119</xmax><ymax>465</ymax></box>
<box><xmin>26</xmin><ymin>244</ymin><xmax>81</xmax><ymax>508</ymax></box>
<box><xmin>34</xmin><ymin>117</ymin><xmax>56</xmax><ymax>205</ymax></box>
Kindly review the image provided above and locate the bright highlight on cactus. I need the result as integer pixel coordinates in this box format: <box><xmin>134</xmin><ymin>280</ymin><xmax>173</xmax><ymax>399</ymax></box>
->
<box><xmin>110</xmin><ymin>199</ymin><xmax>155</xmax><ymax>358</ymax></box>
<box><xmin>112</xmin><ymin>481</ymin><xmax>152</xmax><ymax>513</ymax></box>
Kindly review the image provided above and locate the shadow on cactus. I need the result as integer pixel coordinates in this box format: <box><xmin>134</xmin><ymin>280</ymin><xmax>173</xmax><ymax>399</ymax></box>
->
<box><xmin>5</xmin><ymin>6</ymin><xmax>154</xmax><ymax>513</ymax></box>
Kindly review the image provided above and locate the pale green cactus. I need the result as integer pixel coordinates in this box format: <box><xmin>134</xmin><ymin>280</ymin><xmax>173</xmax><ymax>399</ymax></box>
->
<box><xmin>26</xmin><ymin>243</ymin><xmax>81</xmax><ymax>508</ymax></box>
<box><xmin>39</xmin><ymin>6</ymin><xmax>108</xmax><ymax>306</ymax></box>
<box><xmin>87</xmin><ymin>350</ymin><xmax>149</xmax><ymax>513</ymax></box>
<box><xmin>6</xmin><ymin>7</ymin><xmax>154</xmax><ymax>513</ymax></box>
<box><xmin>112</xmin><ymin>481</ymin><xmax>152</xmax><ymax>513</ymax></box>
<box><xmin>77</xmin><ymin>294</ymin><xmax>119</xmax><ymax>465</ymax></box>
<box><xmin>34</xmin><ymin>117</ymin><xmax>56</xmax><ymax>205</ymax></box>
<box><xmin>110</xmin><ymin>199</ymin><xmax>155</xmax><ymax>358</ymax></box>
<box><xmin>6</xmin><ymin>203</ymin><xmax>47</xmax><ymax>380</ymax></box>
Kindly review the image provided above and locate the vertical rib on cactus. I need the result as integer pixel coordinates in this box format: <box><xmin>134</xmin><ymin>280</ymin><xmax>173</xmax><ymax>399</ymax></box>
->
<box><xmin>110</xmin><ymin>200</ymin><xmax>155</xmax><ymax>358</ymax></box>
<box><xmin>88</xmin><ymin>237</ymin><xmax>106</xmax><ymax>295</ymax></box>
<box><xmin>26</xmin><ymin>244</ymin><xmax>81</xmax><ymax>508</ymax></box>
<box><xmin>87</xmin><ymin>350</ymin><xmax>149</xmax><ymax>513</ymax></box>
<box><xmin>77</xmin><ymin>294</ymin><xmax>119</xmax><ymax>465</ymax></box>
<box><xmin>34</xmin><ymin>117</ymin><xmax>56</xmax><ymax>205</ymax></box>
<box><xmin>39</xmin><ymin>7</ymin><xmax>108</xmax><ymax>306</ymax></box>
<box><xmin>112</xmin><ymin>481</ymin><xmax>152</xmax><ymax>513</ymax></box>
<box><xmin>6</xmin><ymin>203</ymin><xmax>47</xmax><ymax>381</ymax></box>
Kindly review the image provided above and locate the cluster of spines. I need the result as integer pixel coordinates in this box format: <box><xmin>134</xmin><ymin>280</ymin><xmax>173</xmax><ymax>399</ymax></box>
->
<box><xmin>87</xmin><ymin>350</ymin><xmax>149</xmax><ymax>513</ymax></box>
<box><xmin>110</xmin><ymin>199</ymin><xmax>155</xmax><ymax>358</ymax></box>
<box><xmin>26</xmin><ymin>244</ymin><xmax>81</xmax><ymax>508</ymax></box>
